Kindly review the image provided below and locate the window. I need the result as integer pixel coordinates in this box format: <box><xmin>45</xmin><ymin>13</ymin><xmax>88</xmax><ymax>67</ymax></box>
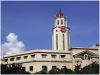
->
<box><xmin>63</xmin><ymin>34</ymin><xmax>65</xmax><ymax>50</ymax></box>
<box><xmin>42</xmin><ymin>54</ymin><xmax>47</xmax><ymax>58</ymax></box>
<box><xmin>61</xmin><ymin>20</ymin><xmax>63</xmax><ymax>24</ymax></box>
<box><xmin>88</xmin><ymin>56</ymin><xmax>90</xmax><ymax>60</ymax></box>
<box><xmin>52</xmin><ymin>66</ymin><xmax>57</xmax><ymax>69</ymax></box>
<box><xmin>84</xmin><ymin>54</ymin><xmax>91</xmax><ymax>60</ymax></box>
<box><xmin>57</xmin><ymin>20</ymin><xmax>59</xmax><ymax>25</ymax></box>
<box><xmin>51</xmin><ymin>55</ymin><xmax>56</xmax><ymax>58</ymax></box>
<box><xmin>16</xmin><ymin>63</ymin><xmax>21</xmax><ymax>67</ymax></box>
<box><xmin>84</xmin><ymin>54</ymin><xmax>88</xmax><ymax>60</ymax></box>
<box><xmin>4</xmin><ymin>59</ymin><xmax>8</xmax><ymax>62</ymax></box>
<box><xmin>56</xmin><ymin>34</ymin><xmax>58</xmax><ymax>50</ymax></box>
<box><xmin>62</xmin><ymin>66</ymin><xmax>66</xmax><ymax>69</ymax></box>
<box><xmin>24</xmin><ymin>56</ymin><xmax>28</xmax><ymax>59</ymax></box>
<box><xmin>31</xmin><ymin>54</ymin><xmax>35</xmax><ymax>58</ymax></box>
<box><xmin>22</xmin><ymin>67</ymin><xmax>25</xmax><ymax>71</ymax></box>
<box><xmin>16</xmin><ymin>57</ymin><xmax>21</xmax><ymax>60</ymax></box>
<box><xmin>62</xmin><ymin>66</ymin><xmax>66</xmax><ymax>68</ymax></box>
<box><xmin>42</xmin><ymin>65</ymin><xmax>47</xmax><ymax>71</ymax></box>
<box><xmin>30</xmin><ymin>66</ymin><xmax>33</xmax><ymax>71</ymax></box>
<box><xmin>10</xmin><ymin>57</ymin><xmax>14</xmax><ymax>61</ymax></box>
<box><xmin>60</xmin><ymin>55</ymin><xmax>66</xmax><ymax>58</ymax></box>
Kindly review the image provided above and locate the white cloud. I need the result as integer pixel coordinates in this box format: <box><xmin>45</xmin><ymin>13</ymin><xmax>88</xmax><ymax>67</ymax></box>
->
<box><xmin>1</xmin><ymin>33</ymin><xmax>25</xmax><ymax>58</ymax></box>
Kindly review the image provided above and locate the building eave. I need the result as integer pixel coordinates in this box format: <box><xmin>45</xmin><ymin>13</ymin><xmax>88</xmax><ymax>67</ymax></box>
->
<box><xmin>3</xmin><ymin>59</ymin><xmax>72</xmax><ymax>64</ymax></box>
<box><xmin>3</xmin><ymin>50</ymin><xmax>71</xmax><ymax>58</ymax></box>
<box><xmin>70</xmin><ymin>47</ymin><xmax>98</xmax><ymax>50</ymax></box>
<box><xmin>73</xmin><ymin>50</ymin><xmax>99</xmax><ymax>57</ymax></box>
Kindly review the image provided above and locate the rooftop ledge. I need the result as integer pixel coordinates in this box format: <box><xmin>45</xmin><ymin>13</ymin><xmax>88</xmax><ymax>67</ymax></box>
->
<box><xmin>4</xmin><ymin>49</ymin><xmax>71</xmax><ymax>57</ymax></box>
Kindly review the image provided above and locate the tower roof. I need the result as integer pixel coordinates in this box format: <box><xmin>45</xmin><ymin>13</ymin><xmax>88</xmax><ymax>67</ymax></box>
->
<box><xmin>56</xmin><ymin>10</ymin><xmax>64</xmax><ymax>17</ymax></box>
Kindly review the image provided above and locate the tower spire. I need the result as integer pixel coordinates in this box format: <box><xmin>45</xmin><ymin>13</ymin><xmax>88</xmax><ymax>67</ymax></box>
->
<box><xmin>59</xmin><ymin>9</ymin><xmax>61</xmax><ymax>13</ymax></box>
<box><xmin>56</xmin><ymin>9</ymin><xmax>64</xmax><ymax>18</ymax></box>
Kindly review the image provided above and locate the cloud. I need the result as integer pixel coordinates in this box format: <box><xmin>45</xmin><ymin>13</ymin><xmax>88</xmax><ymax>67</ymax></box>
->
<box><xmin>1</xmin><ymin>33</ymin><xmax>25</xmax><ymax>58</ymax></box>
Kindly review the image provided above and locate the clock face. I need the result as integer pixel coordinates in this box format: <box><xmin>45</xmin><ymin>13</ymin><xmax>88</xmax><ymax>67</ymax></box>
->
<box><xmin>60</xmin><ymin>26</ymin><xmax>66</xmax><ymax>32</ymax></box>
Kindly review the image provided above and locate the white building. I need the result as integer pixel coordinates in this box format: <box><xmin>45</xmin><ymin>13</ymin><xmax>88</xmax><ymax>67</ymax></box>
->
<box><xmin>2</xmin><ymin>10</ymin><xmax>99</xmax><ymax>73</ymax></box>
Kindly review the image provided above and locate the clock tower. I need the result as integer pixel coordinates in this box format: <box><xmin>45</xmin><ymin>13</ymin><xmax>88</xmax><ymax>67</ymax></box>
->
<box><xmin>52</xmin><ymin>10</ymin><xmax>70</xmax><ymax>51</ymax></box>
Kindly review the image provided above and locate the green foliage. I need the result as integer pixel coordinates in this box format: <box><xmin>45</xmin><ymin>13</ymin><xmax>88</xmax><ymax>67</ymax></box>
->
<box><xmin>35</xmin><ymin>66</ymin><xmax>73</xmax><ymax>74</ymax></box>
<box><xmin>48</xmin><ymin>67</ymin><xmax>60</xmax><ymax>74</ymax></box>
<box><xmin>39</xmin><ymin>69</ymin><xmax>48</xmax><ymax>74</ymax></box>
<box><xmin>1</xmin><ymin>62</ymin><xmax>99</xmax><ymax>74</ymax></box>
<box><xmin>60</xmin><ymin>66</ymin><xmax>74</xmax><ymax>74</ymax></box>
<box><xmin>1</xmin><ymin>63</ymin><xmax>30</xmax><ymax>74</ymax></box>
<box><xmin>35</xmin><ymin>66</ymin><xmax>48</xmax><ymax>74</ymax></box>
<box><xmin>80</xmin><ymin>62</ymin><xmax>99</xmax><ymax>74</ymax></box>
<box><xmin>36</xmin><ymin>68</ymin><xmax>48</xmax><ymax>74</ymax></box>
<box><xmin>35</xmin><ymin>62</ymin><xmax>99</xmax><ymax>74</ymax></box>
<box><xmin>74</xmin><ymin>64</ymin><xmax>81</xmax><ymax>74</ymax></box>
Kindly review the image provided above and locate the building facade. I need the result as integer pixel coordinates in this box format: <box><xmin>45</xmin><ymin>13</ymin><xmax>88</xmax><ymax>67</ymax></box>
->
<box><xmin>2</xmin><ymin>10</ymin><xmax>99</xmax><ymax>73</ymax></box>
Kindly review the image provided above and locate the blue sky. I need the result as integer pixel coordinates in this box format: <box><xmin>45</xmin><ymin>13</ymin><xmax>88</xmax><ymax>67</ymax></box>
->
<box><xmin>1</xmin><ymin>1</ymin><xmax>99</xmax><ymax>51</ymax></box>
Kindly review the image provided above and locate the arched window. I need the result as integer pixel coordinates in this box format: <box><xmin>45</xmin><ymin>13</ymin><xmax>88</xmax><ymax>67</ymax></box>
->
<box><xmin>56</xmin><ymin>34</ymin><xmax>58</xmax><ymax>50</ymax></box>
<box><xmin>88</xmin><ymin>56</ymin><xmax>90</xmax><ymax>60</ymax></box>
<box><xmin>61</xmin><ymin>20</ymin><xmax>63</xmax><ymax>24</ymax></box>
<box><xmin>42</xmin><ymin>65</ymin><xmax>47</xmax><ymax>71</ymax></box>
<box><xmin>57</xmin><ymin>20</ymin><xmax>59</xmax><ymax>25</ymax></box>
<box><xmin>63</xmin><ymin>34</ymin><xmax>65</xmax><ymax>50</ymax></box>
<box><xmin>84</xmin><ymin>54</ymin><xmax>88</xmax><ymax>60</ymax></box>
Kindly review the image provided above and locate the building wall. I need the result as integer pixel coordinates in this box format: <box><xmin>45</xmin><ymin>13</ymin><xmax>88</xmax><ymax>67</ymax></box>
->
<box><xmin>3</xmin><ymin>51</ymin><xmax>72</xmax><ymax>73</ymax></box>
<box><xmin>22</xmin><ymin>61</ymin><xmax>72</xmax><ymax>73</ymax></box>
<box><xmin>71</xmin><ymin>47</ymin><xmax>99</xmax><ymax>69</ymax></box>
<box><xmin>52</xmin><ymin>27</ymin><xmax>70</xmax><ymax>51</ymax></box>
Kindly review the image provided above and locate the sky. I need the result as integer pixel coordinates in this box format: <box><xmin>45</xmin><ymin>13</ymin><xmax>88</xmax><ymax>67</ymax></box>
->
<box><xmin>1</xmin><ymin>1</ymin><xmax>99</xmax><ymax>53</ymax></box>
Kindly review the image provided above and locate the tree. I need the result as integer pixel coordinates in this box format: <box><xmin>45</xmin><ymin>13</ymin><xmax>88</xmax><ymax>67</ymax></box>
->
<box><xmin>74</xmin><ymin>64</ymin><xmax>81</xmax><ymax>74</ymax></box>
<box><xmin>34</xmin><ymin>66</ymin><xmax>48</xmax><ymax>74</ymax></box>
<box><xmin>80</xmin><ymin>62</ymin><xmax>99</xmax><ymax>74</ymax></box>
<box><xmin>1</xmin><ymin>63</ymin><xmax>30</xmax><ymax>74</ymax></box>
<box><xmin>48</xmin><ymin>67</ymin><xmax>60</xmax><ymax>74</ymax></box>
<box><xmin>60</xmin><ymin>66</ymin><xmax>73</xmax><ymax>74</ymax></box>
<box><xmin>39</xmin><ymin>66</ymin><xmax>48</xmax><ymax>74</ymax></box>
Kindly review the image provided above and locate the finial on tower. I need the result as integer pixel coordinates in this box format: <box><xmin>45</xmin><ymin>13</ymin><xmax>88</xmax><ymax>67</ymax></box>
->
<box><xmin>56</xmin><ymin>9</ymin><xmax>64</xmax><ymax>18</ymax></box>
<box><xmin>59</xmin><ymin>9</ymin><xmax>61</xmax><ymax>13</ymax></box>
